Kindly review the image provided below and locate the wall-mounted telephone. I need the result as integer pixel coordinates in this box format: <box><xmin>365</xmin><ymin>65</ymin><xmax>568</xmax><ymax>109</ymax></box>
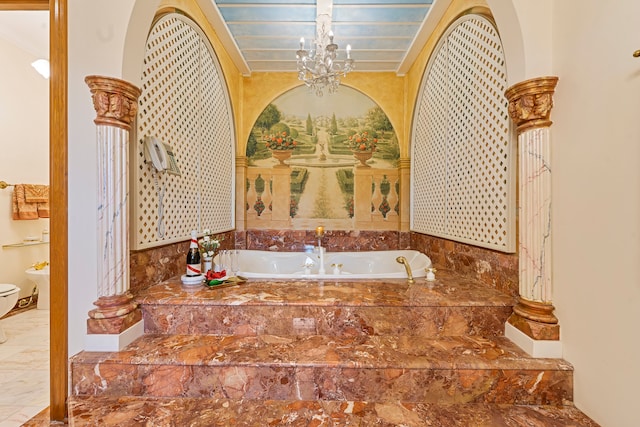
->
<box><xmin>144</xmin><ymin>136</ymin><xmax>181</xmax><ymax>239</ymax></box>
<box><xmin>144</xmin><ymin>135</ymin><xmax>181</xmax><ymax>176</ymax></box>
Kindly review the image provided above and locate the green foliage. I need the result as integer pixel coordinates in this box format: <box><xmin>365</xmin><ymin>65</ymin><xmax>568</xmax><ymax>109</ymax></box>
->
<box><xmin>246</xmin><ymin>131</ymin><xmax>258</xmax><ymax>158</ymax></box>
<box><xmin>269</xmin><ymin>122</ymin><xmax>291</xmax><ymax>135</ymax></box>
<box><xmin>330</xmin><ymin>113</ymin><xmax>338</xmax><ymax>135</ymax></box>
<box><xmin>380</xmin><ymin>175</ymin><xmax>391</xmax><ymax>196</ymax></box>
<box><xmin>366</xmin><ymin>106</ymin><xmax>393</xmax><ymax>133</ymax></box>
<box><xmin>256</xmin><ymin>104</ymin><xmax>282</xmax><ymax>131</ymax></box>
<box><xmin>254</xmin><ymin>174</ymin><xmax>265</xmax><ymax>194</ymax></box>
<box><xmin>290</xmin><ymin>168</ymin><xmax>309</xmax><ymax>193</ymax></box>
<box><xmin>336</xmin><ymin>168</ymin><xmax>354</xmax><ymax>195</ymax></box>
<box><xmin>290</xmin><ymin>128</ymin><xmax>299</xmax><ymax>138</ymax></box>
<box><xmin>306</xmin><ymin>113</ymin><xmax>313</xmax><ymax>135</ymax></box>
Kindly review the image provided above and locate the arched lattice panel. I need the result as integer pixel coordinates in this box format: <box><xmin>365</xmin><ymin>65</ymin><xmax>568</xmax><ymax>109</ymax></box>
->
<box><xmin>133</xmin><ymin>13</ymin><xmax>235</xmax><ymax>249</ymax></box>
<box><xmin>410</xmin><ymin>14</ymin><xmax>515</xmax><ymax>252</ymax></box>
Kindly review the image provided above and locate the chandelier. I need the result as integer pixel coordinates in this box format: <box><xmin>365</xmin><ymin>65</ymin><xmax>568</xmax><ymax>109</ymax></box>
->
<box><xmin>296</xmin><ymin>14</ymin><xmax>354</xmax><ymax>96</ymax></box>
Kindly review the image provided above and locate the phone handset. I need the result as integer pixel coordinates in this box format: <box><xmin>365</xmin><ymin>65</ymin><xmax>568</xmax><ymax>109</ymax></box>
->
<box><xmin>144</xmin><ymin>136</ymin><xmax>181</xmax><ymax>175</ymax></box>
<box><xmin>143</xmin><ymin>136</ymin><xmax>181</xmax><ymax>238</ymax></box>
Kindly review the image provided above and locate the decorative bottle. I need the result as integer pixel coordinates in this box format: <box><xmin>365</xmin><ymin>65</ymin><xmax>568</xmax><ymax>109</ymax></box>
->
<box><xmin>186</xmin><ymin>230</ymin><xmax>201</xmax><ymax>276</ymax></box>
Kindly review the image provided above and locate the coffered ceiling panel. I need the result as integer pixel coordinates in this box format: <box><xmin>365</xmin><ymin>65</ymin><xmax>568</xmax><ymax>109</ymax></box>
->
<box><xmin>214</xmin><ymin>0</ymin><xmax>435</xmax><ymax>74</ymax></box>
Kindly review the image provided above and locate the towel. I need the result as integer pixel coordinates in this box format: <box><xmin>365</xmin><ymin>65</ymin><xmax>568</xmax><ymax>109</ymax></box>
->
<box><xmin>23</xmin><ymin>184</ymin><xmax>49</xmax><ymax>203</ymax></box>
<box><xmin>12</xmin><ymin>184</ymin><xmax>49</xmax><ymax>220</ymax></box>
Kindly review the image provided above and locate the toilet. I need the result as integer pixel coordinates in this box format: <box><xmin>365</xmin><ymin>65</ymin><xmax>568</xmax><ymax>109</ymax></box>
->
<box><xmin>0</xmin><ymin>283</ymin><xmax>20</xmax><ymax>343</ymax></box>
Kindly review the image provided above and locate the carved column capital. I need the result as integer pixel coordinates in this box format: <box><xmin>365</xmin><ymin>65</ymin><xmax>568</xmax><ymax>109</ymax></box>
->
<box><xmin>85</xmin><ymin>75</ymin><xmax>142</xmax><ymax>131</ymax></box>
<box><xmin>505</xmin><ymin>76</ymin><xmax>559</xmax><ymax>133</ymax></box>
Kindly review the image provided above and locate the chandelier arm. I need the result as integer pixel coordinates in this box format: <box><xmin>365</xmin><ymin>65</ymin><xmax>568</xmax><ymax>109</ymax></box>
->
<box><xmin>296</xmin><ymin>18</ymin><xmax>354</xmax><ymax>96</ymax></box>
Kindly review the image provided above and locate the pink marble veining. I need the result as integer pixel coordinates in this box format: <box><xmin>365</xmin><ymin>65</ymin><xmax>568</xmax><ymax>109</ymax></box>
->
<box><xmin>411</xmin><ymin>232</ymin><xmax>519</xmax><ymax>297</ymax></box>
<box><xmin>137</xmin><ymin>270</ymin><xmax>514</xmax><ymax>337</ymax></box>
<box><xmin>65</xmin><ymin>258</ymin><xmax>601</xmax><ymax>427</ymax></box>
<box><xmin>68</xmin><ymin>396</ymin><xmax>601</xmax><ymax>427</ymax></box>
<box><xmin>129</xmin><ymin>230</ymin><xmax>235</xmax><ymax>294</ymax></box>
<box><xmin>131</xmin><ymin>229</ymin><xmax>517</xmax><ymax>299</ymax></box>
<box><xmin>71</xmin><ymin>334</ymin><xmax>572</xmax><ymax>404</ymax></box>
<box><xmin>245</xmin><ymin>229</ymin><xmax>408</xmax><ymax>252</ymax></box>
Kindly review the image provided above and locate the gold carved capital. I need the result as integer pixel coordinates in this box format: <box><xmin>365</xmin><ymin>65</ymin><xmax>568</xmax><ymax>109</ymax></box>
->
<box><xmin>505</xmin><ymin>76</ymin><xmax>559</xmax><ymax>133</ymax></box>
<box><xmin>85</xmin><ymin>75</ymin><xmax>142</xmax><ymax>131</ymax></box>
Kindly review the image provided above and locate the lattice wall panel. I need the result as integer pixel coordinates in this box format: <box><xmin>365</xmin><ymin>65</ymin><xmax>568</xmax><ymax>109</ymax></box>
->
<box><xmin>133</xmin><ymin>14</ymin><xmax>235</xmax><ymax>249</ymax></box>
<box><xmin>411</xmin><ymin>14</ymin><xmax>515</xmax><ymax>252</ymax></box>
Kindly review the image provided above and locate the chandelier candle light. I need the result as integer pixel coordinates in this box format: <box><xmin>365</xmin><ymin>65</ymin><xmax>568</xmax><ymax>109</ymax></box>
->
<box><xmin>296</xmin><ymin>11</ymin><xmax>354</xmax><ymax>96</ymax></box>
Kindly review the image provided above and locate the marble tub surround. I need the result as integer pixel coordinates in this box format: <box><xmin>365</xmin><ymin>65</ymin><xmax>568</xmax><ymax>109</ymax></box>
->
<box><xmin>244</xmin><ymin>228</ymin><xmax>408</xmax><ymax>252</ymax></box>
<box><xmin>129</xmin><ymin>230</ymin><xmax>235</xmax><ymax>295</ymax></box>
<box><xmin>67</xmin><ymin>397</ymin><xmax>600</xmax><ymax>427</ymax></box>
<box><xmin>67</xmin><ymin>269</ymin><xmax>599</xmax><ymax>425</ymax></box>
<box><xmin>138</xmin><ymin>270</ymin><xmax>514</xmax><ymax>337</ymax></box>
<box><xmin>411</xmin><ymin>232</ymin><xmax>518</xmax><ymax>297</ymax></box>
<box><xmin>71</xmin><ymin>333</ymin><xmax>572</xmax><ymax>404</ymax></box>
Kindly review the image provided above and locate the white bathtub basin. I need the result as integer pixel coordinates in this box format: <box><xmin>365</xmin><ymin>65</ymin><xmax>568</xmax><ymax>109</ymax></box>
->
<box><xmin>218</xmin><ymin>249</ymin><xmax>431</xmax><ymax>280</ymax></box>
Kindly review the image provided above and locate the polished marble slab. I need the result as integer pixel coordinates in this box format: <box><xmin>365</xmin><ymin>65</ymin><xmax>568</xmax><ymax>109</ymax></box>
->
<box><xmin>66</xmin><ymin>266</ymin><xmax>601</xmax><ymax>426</ymax></box>
<box><xmin>138</xmin><ymin>270</ymin><xmax>515</xmax><ymax>338</ymax></box>
<box><xmin>68</xmin><ymin>396</ymin><xmax>600</xmax><ymax>427</ymax></box>
<box><xmin>71</xmin><ymin>334</ymin><xmax>572</xmax><ymax>405</ymax></box>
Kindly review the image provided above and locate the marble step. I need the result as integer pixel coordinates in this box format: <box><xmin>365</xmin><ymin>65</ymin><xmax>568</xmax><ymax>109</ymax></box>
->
<box><xmin>137</xmin><ymin>270</ymin><xmax>515</xmax><ymax>337</ymax></box>
<box><xmin>70</xmin><ymin>333</ymin><xmax>572</xmax><ymax>405</ymax></box>
<box><xmin>67</xmin><ymin>396</ymin><xmax>600</xmax><ymax>427</ymax></box>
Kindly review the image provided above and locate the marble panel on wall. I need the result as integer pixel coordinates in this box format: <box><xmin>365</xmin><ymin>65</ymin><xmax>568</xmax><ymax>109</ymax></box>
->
<box><xmin>411</xmin><ymin>232</ymin><xmax>518</xmax><ymax>297</ymax></box>
<box><xmin>243</xmin><ymin>229</ymin><xmax>409</xmax><ymax>252</ymax></box>
<box><xmin>129</xmin><ymin>230</ymin><xmax>235</xmax><ymax>295</ymax></box>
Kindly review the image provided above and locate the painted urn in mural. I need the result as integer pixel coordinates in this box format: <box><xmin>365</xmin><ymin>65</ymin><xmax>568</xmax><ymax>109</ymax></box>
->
<box><xmin>352</xmin><ymin>149</ymin><xmax>374</xmax><ymax>168</ymax></box>
<box><xmin>264</xmin><ymin>131</ymin><xmax>296</xmax><ymax>168</ymax></box>
<box><xmin>348</xmin><ymin>131</ymin><xmax>377</xmax><ymax>168</ymax></box>
<box><xmin>270</xmin><ymin>149</ymin><xmax>293</xmax><ymax>167</ymax></box>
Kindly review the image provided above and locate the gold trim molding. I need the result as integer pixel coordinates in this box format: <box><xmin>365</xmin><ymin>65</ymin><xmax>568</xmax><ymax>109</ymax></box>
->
<box><xmin>85</xmin><ymin>75</ymin><xmax>142</xmax><ymax>131</ymax></box>
<box><xmin>505</xmin><ymin>76</ymin><xmax>559</xmax><ymax>133</ymax></box>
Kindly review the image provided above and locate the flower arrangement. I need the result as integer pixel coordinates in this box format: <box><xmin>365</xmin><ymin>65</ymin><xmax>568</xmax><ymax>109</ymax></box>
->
<box><xmin>199</xmin><ymin>229</ymin><xmax>223</xmax><ymax>258</ymax></box>
<box><xmin>348</xmin><ymin>131</ymin><xmax>377</xmax><ymax>152</ymax></box>
<box><xmin>264</xmin><ymin>131</ymin><xmax>297</xmax><ymax>150</ymax></box>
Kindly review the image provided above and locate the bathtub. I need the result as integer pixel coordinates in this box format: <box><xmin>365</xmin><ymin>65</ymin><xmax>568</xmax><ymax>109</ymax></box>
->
<box><xmin>219</xmin><ymin>249</ymin><xmax>432</xmax><ymax>280</ymax></box>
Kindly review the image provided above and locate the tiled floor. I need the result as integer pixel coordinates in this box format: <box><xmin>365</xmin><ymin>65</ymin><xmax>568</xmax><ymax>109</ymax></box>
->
<box><xmin>0</xmin><ymin>309</ymin><xmax>49</xmax><ymax>427</ymax></box>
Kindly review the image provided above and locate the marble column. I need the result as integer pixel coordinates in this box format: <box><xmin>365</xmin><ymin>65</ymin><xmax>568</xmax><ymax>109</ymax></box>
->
<box><xmin>505</xmin><ymin>76</ymin><xmax>560</xmax><ymax>341</ymax></box>
<box><xmin>85</xmin><ymin>76</ymin><xmax>142</xmax><ymax>334</ymax></box>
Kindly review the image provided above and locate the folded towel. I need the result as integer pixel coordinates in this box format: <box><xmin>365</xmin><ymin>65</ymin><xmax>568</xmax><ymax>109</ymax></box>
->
<box><xmin>11</xmin><ymin>184</ymin><xmax>49</xmax><ymax>220</ymax></box>
<box><xmin>23</xmin><ymin>184</ymin><xmax>49</xmax><ymax>203</ymax></box>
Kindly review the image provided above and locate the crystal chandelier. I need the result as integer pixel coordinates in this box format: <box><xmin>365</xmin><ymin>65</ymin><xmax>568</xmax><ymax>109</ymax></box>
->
<box><xmin>296</xmin><ymin>13</ymin><xmax>354</xmax><ymax>97</ymax></box>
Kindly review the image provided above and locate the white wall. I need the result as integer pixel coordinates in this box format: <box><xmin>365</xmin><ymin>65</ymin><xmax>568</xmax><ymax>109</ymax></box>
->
<box><xmin>67</xmin><ymin>0</ymin><xmax>159</xmax><ymax>357</ymax></box>
<box><xmin>552</xmin><ymin>1</ymin><xmax>640</xmax><ymax>426</ymax></box>
<box><xmin>0</xmin><ymin>36</ymin><xmax>49</xmax><ymax>301</ymax></box>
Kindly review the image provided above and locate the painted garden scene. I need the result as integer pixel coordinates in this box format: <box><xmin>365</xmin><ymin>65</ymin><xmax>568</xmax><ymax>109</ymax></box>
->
<box><xmin>245</xmin><ymin>86</ymin><xmax>401</xmax><ymax>231</ymax></box>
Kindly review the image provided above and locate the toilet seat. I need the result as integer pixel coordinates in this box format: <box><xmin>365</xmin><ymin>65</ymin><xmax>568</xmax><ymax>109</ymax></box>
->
<box><xmin>0</xmin><ymin>284</ymin><xmax>18</xmax><ymax>297</ymax></box>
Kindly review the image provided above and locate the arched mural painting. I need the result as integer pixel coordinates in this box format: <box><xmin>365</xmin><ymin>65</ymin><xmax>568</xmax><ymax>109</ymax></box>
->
<box><xmin>245</xmin><ymin>85</ymin><xmax>400</xmax><ymax>231</ymax></box>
